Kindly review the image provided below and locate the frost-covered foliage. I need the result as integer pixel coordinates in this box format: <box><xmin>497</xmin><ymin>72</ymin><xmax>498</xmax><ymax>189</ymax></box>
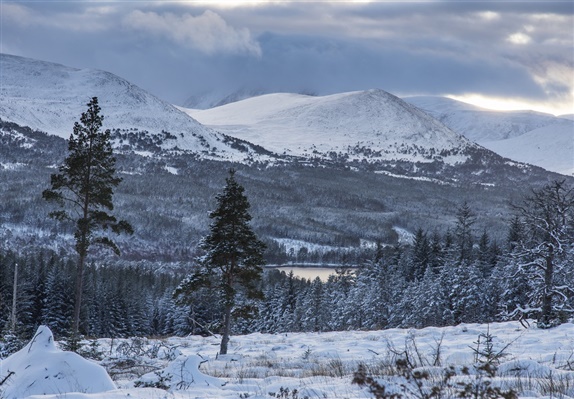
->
<box><xmin>1</xmin><ymin>189</ymin><xmax>573</xmax><ymax>342</ymax></box>
<box><xmin>499</xmin><ymin>181</ymin><xmax>574</xmax><ymax>327</ymax></box>
<box><xmin>0</xmin><ymin>251</ymin><xmax>192</xmax><ymax>344</ymax></box>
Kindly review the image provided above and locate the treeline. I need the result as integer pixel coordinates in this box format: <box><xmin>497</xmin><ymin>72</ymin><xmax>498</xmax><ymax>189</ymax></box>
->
<box><xmin>0</xmin><ymin>251</ymin><xmax>185</xmax><ymax>343</ymax></box>
<box><xmin>196</xmin><ymin>199</ymin><xmax>574</xmax><ymax>334</ymax></box>
<box><xmin>1</xmin><ymin>190</ymin><xmax>572</xmax><ymax>349</ymax></box>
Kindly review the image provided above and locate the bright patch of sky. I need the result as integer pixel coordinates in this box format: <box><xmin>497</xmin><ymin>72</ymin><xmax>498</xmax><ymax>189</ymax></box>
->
<box><xmin>1</xmin><ymin>1</ymin><xmax>572</xmax><ymax>115</ymax></box>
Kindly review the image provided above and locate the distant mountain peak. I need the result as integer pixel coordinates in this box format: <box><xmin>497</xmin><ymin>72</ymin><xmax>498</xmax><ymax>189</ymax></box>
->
<box><xmin>182</xmin><ymin>87</ymin><xmax>317</xmax><ymax>109</ymax></box>
<box><xmin>405</xmin><ymin>95</ymin><xmax>574</xmax><ymax>175</ymax></box>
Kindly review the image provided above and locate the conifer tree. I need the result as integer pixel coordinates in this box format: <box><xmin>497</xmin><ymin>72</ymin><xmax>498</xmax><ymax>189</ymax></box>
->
<box><xmin>176</xmin><ymin>169</ymin><xmax>265</xmax><ymax>354</ymax></box>
<box><xmin>409</xmin><ymin>227</ymin><xmax>430</xmax><ymax>281</ymax></box>
<box><xmin>454</xmin><ymin>201</ymin><xmax>476</xmax><ymax>263</ymax></box>
<box><xmin>42</xmin><ymin>97</ymin><xmax>133</xmax><ymax>340</ymax></box>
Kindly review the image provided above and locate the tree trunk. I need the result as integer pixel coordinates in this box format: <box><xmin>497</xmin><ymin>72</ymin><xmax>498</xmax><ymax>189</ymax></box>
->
<box><xmin>220</xmin><ymin>303</ymin><xmax>232</xmax><ymax>355</ymax></box>
<box><xmin>72</xmin><ymin>229</ymin><xmax>88</xmax><ymax>340</ymax></box>
<box><xmin>540</xmin><ymin>245</ymin><xmax>554</xmax><ymax>326</ymax></box>
<box><xmin>220</xmin><ymin>256</ymin><xmax>235</xmax><ymax>355</ymax></box>
<box><xmin>71</xmin><ymin>253</ymin><xmax>85</xmax><ymax>338</ymax></box>
<box><xmin>10</xmin><ymin>262</ymin><xmax>18</xmax><ymax>332</ymax></box>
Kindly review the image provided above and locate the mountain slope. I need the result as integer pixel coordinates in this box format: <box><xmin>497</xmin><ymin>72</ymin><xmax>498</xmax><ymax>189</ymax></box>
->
<box><xmin>186</xmin><ymin>90</ymin><xmax>479</xmax><ymax>166</ymax></box>
<box><xmin>0</xmin><ymin>54</ymin><xmax>269</xmax><ymax>162</ymax></box>
<box><xmin>404</xmin><ymin>96</ymin><xmax>574</xmax><ymax>175</ymax></box>
<box><xmin>404</xmin><ymin>96</ymin><xmax>571</xmax><ymax>142</ymax></box>
<box><xmin>483</xmin><ymin>124</ymin><xmax>574</xmax><ymax>176</ymax></box>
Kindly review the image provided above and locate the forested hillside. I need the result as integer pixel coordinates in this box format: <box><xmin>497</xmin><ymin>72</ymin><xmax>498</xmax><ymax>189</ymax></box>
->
<box><xmin>2</xmin><ymin>179</ymin><xmax>572</xmax><ymax>347</ymax></box>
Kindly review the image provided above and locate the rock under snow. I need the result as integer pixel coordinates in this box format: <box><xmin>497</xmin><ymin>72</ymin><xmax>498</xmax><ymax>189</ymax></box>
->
<box><xmin>0</xmin><ymin>326</ymin><xmax>116</xmax><ymax>399</ymax></box>
<box><xmin>137</xmin><ymin>354</ymin><xmax>223</xmax><ymax>389</ymax></box>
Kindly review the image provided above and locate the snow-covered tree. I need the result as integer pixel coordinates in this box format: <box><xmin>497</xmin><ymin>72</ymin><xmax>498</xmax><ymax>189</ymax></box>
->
<box><xmin>454</xmin><ymin>201</ymin><xmax>476</xmax><ymax>263</ymax></box>
<box><xmin>407</xmin><ymin>227</ymin><xmax>430</xmax><ymax>281</ymax></box>
<box><xmin>42</xmin><ymin>264</ymin><xmax>73</xmax><ymax>337</ymax></box>
<box><xmin>175</xmin><ymin>169</ymin><xmax>265</xmax><ymax>354</ymax></box>
<box><xmin>507</xmin><ymin>180</ymin><xmax>574</xmax><ymax>327</ymax></box>
<box><xmin>301</xmin><ymin>277</ymin><xmax>327</xmax><ymax>332</ymax></box>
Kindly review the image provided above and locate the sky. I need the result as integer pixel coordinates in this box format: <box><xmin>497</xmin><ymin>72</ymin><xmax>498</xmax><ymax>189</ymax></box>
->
<box><xmin>1</xmin><ymin>1</ymin><xmax>573</xmax><ymax>115</ymax></box>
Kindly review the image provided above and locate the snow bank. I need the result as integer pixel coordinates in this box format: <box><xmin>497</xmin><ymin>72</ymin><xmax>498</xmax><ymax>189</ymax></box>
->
<box><xmin>137</xmin><ymin>354</ymin><xmax>223</xmax><ymax>389</ymax></box>
<box><xmin>25</xmin><ymin>388</ymin><xmax>174</xmax><ymax>399</ymax></box>
<box><xmin>0</xmin><ymin>326</ymin><xmax>116</xmax><ymax>399</ymax></box>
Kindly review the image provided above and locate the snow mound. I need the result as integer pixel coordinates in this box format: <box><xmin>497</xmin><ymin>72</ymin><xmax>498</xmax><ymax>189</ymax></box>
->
<box><xmin>137</xmin><ymin>354</ymin><xmax>223</xmax><ymax>389</ymax></box>
<box><xmin>0</xmin><ymin>326</ymin><xmax>116</xmax><ymax>399</ymax></box>
<box><xmin>497</xmin><ymin>359</ymin><xmax>555</xmax><ymax>378</ymax></box>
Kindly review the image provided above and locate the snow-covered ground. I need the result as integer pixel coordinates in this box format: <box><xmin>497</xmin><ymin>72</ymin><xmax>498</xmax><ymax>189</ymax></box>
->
<box><xmin>2</xmin><ymin>321</ymin><xmax>573</xmax><ymax>399</ymax></box>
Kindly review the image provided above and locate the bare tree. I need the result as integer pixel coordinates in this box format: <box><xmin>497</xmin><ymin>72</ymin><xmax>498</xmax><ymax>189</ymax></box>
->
<box><xmin>509</xmin><ymin>180</ymin><xmax>574</xmax><ymax>327</ymax></box>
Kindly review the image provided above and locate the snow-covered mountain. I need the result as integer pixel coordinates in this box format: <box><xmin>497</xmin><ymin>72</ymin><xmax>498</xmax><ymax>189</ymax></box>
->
<box><xmin>404</xmin><ymin>96</ymin><xmax>571</xmax><ymax>142</ymax></box>
<box><xmin>0</xmin><ymin>54</ymin><xmax>267</xmax><ymax>162</ymax></box>
<box><xmin>405</xmin><ymin>96</ymin><xmax>574</xmax><ymax>175</ymax></box>
<box><xmin>483</xmin><ymin>124</ymin><xmax>574</xmax><ymax>176</ymax></box>
<box><xmin>2</xmin><ymin>53</ymin><xmax>567</xmax><ymax>179</ymax></box>
<box><xmin>183</xmin><ymin>88</ymin><xmax>272</xmax><ymax>109</ymax></box>
<box><xmin>186</xmin><ymin>90</ymin><xmax>480</xmax><ymax>166</ymax></box>
<box><xmin>182</xmin><ymin>87</ymin><xmax>317</xmax><ymax>109</ymax></box>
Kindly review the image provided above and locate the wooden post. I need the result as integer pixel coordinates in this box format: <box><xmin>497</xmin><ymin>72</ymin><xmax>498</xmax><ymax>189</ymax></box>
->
<box><xmin>10</xmin><ymin>262</ymin><xmax>18</xmax><ymax>331</ymax></box>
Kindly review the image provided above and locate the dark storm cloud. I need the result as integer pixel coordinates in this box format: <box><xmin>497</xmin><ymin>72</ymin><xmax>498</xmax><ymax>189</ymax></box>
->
<box><xmin>1</xmin><ymin>1</ymin><xmax>572</xmax><ymax>112</ymax></box>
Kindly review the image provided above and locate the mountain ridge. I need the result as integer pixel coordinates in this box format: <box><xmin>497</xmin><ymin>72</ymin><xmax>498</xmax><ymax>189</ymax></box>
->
<box><xmin>0</xmin><ymin>53</ymin><xmax>572</xmax><ymax>262</ymax></box>
<box><xmin>1</xmin><ymin>52</ymin><xmax>568</xmax><ymax>183</ymax></box>
<box><xmin>404</xmin><ymin>95</ymin><xmax>574</xmax><ymax>175</ymax></box>
<box><xmin>186</xmin><ymin>90</ymin><xmax>480</xmax><ymax>166</ymax></box>
<box><xmin>0</xmin><ymin>53</ymin><xmax>270</xmax><ymax>163</ymax></box>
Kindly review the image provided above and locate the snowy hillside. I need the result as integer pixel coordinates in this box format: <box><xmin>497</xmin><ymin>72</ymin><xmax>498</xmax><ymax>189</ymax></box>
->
<box><xmin>183</xmin><ymin>87</ymin><xmax>271</xmax><ymax>109</ymax></box>
<box><xmin>1</xmin><ymin>321</ymin><xmax>572</xmax><ymax>399</ymax></box>
<box><xmin>483</xmin><ymin>123</ymin><xmax>574</xmax><ymax>176</ymax></box>
<box><xmin>405</xmin><ymin>96</ymin><xmax>574</xmax><ymax>175</ymax></box>
<box><xmin>0</xmin><ymin>54</ymin><xmax>268</xmax><ymax>162</ymax></box>
<box><xmin>404</xmin><ymin>96</ymin><xmax>571</xmax><ymax>143</ymax></box>
<box><xmin>186</xmin><ymin>90</ymin><xmax>479</xmax><ymax>165</ymax></box>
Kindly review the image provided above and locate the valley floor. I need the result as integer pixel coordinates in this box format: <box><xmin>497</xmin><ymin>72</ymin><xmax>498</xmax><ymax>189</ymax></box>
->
<box><xmin>2</xmin><ymin>321</ymin><xmax>573</xmax><ymax>399</ymax></box>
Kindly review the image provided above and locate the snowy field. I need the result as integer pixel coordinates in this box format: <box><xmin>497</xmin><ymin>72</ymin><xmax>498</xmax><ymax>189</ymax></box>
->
<box><xmin>1</xmin><ymin>321</ymin><xmax>573</xmax><ymax>399</ymax></box>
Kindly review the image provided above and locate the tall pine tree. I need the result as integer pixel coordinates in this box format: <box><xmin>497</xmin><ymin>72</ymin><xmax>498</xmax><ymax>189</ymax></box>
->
<box><xmin>43</xmin><ymin>97</ymin><xmax>133</xmax><ymax>341</ymax></box>
<box><xmin>176</xmin><ymin>169</ymin><xmax>265</xmax><ymax>354</ymax></box>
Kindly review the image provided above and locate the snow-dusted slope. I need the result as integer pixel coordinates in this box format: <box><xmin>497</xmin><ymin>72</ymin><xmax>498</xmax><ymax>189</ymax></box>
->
<box><xmin>404</xmin><ymin>96</ymin><xmax>571</xmax><ymax>142</ymax></box>
<box><xmin>184</xmin><ymin>87</ymin><xmax>270</xmax><ymax>109</ymax></box>
<box><xmin>0</xmin><ymin>54</ymin><xmax>266</xmax><ymax>161</ymax></box>
<box><xmin>483</xmin><ymin>123</ymin><xmax>574</xmax><ymax>176</ymax></box>
<box><xmin>405</xmin><ymin>96</ymin><xmax>574</xmax><ymax>175</ymax></box>
<box><xmin>186</xmin><ymin>90</ymin><xmax>478</xmax><ymax>165</ymax></box>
